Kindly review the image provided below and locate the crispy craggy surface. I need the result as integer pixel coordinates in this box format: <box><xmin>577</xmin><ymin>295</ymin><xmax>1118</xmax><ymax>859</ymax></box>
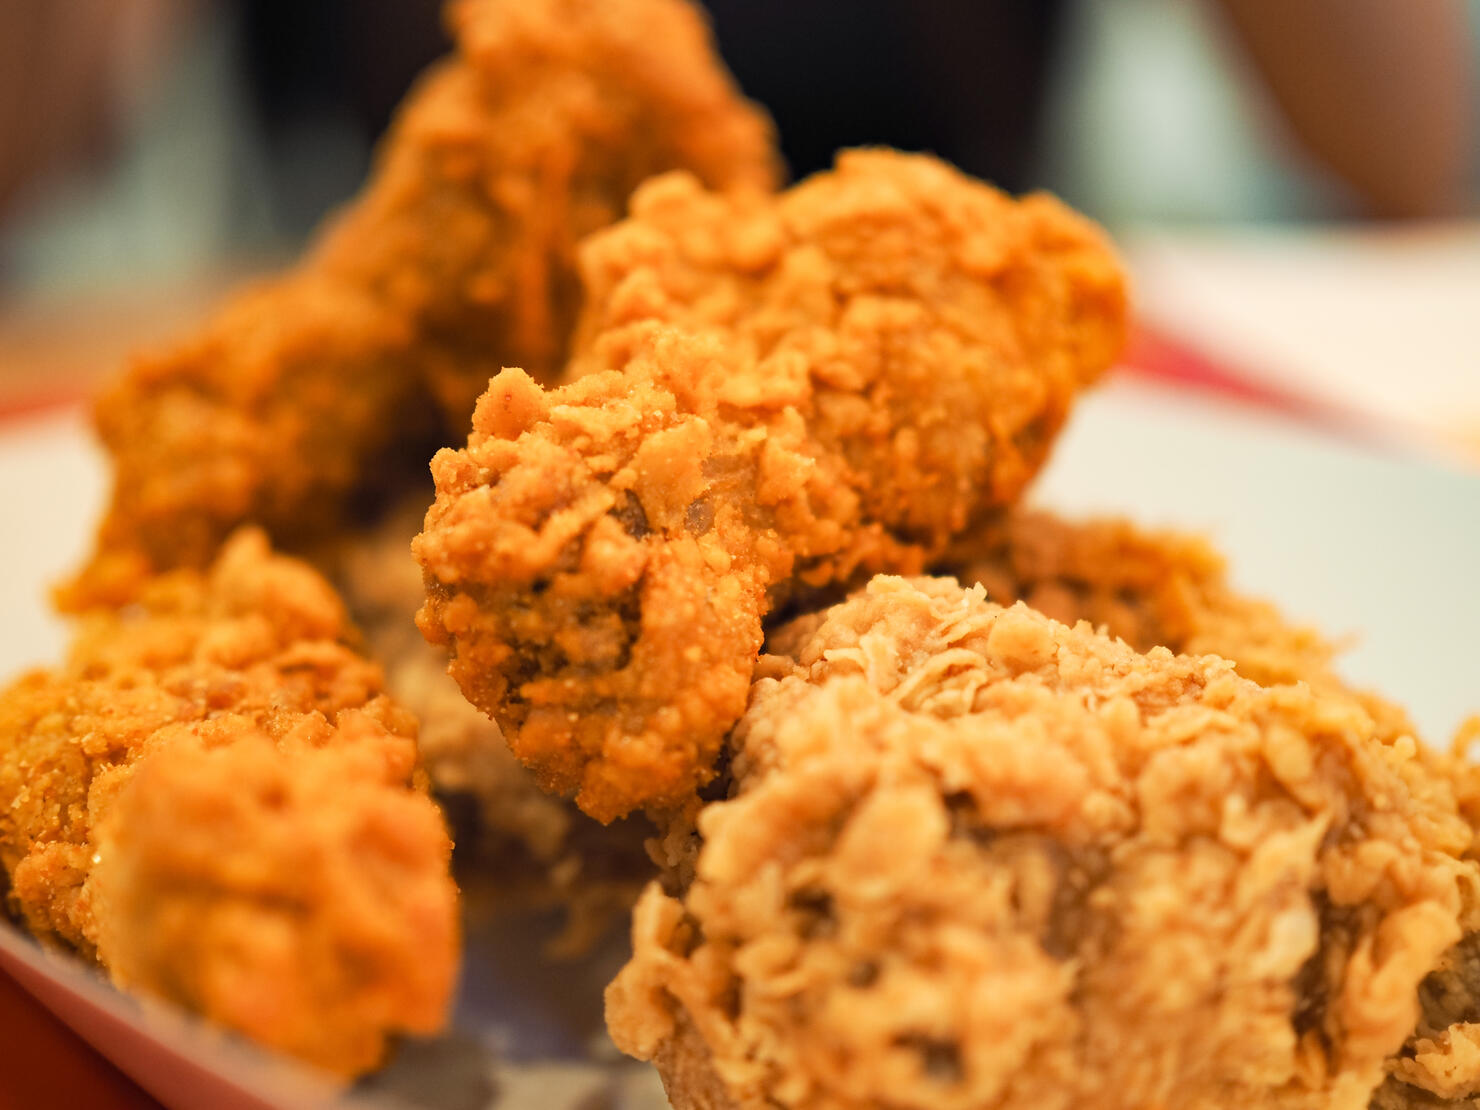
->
<box><xmin>606</xmin><ymin>576</ymin><xmax>1477</xmax><ymax>1110</ymax></box>
<box><xmin>1375</xmin><ymin>722</ymin><xmax>1480</xmax><ymax>1109</ymax></box>
<box><xmin>334</xmin><ymin>496</ymin><xmax>652</xmax><ymax>956</ymax></box>
<box><xmin>415</xmin><ymin>150</ymin><xmax>1128</xmax><ymax>821</ymax></box>
<box><xmin>947</xmin><ymin>510</ymin><xmax>1480</xmax><ymax>1108</ymax></box>
<box><xmin>944</xmin><ymin>505</ymin><xmax>1432</xmax><ymax>777</ymax></box>
<box><xmin>947</xmin><ymin>507</ymin><xmax>1343</xmax><ymax>688</ymax></box>
<box><xmin>66</xmin><ymin>0</ymin><xmax>779</xmax><ymax>607</ymax></box>
<box><xmin>1375</xmin><ymin>931</ymin><xmax>1480</xmax><ymax>1108</ymax></box>
<box><xmin>0</xmin><ymin>530</ymin><xmax>458</xmax><ymax>1077</ymax></box>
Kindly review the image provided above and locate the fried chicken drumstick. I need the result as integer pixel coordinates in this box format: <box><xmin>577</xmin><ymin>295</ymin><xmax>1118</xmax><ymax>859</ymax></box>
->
<box><xmin>607</xmin><ymin>576</ymin><xmax>1478</xmax><ymax>1110</ymax></box>
<box><xmin>0</xmin><ymin>531</ymin><xmax>459</xmax><ymax>1077</ymax></box>
<box><xmin>415</xmin><ymin>150</ymin><xmax>1128</xmax><ymax>821</ymax></box>
<box><xmin>66</xmin><ymin>0</ymin><xmax>778</xmax><ymax>608</ymax></box>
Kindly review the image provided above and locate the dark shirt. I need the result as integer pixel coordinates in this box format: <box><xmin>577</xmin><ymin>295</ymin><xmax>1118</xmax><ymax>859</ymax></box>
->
<box><xmin>238</xmin><ymin>0</ymin><xmax>1065</xmax><ymax>235</ymax></box>
<box><xmin>701</xmin><ymin>0</ymin><xmax>1066</xmax><ymax>190</ymax></box>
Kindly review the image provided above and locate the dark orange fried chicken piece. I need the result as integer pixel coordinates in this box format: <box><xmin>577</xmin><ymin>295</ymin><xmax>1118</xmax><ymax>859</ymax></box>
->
<box><xmin>0</xmin><ymin>530</ymin><xmax>458</xmax><ymax>1077</ymax></box>
<box><xmin>332</xmin><ymin>495</ymin><xmax>652</xmax><ymax>955</ymax></box>
<box><xmin>66</xmin><ymin>0</ymin><xmax>778</xmax><ymax>607</ymax></box>
<box><xmin>415</xmin><ymin>151</ymin><xmax>1128</xmax><ymax>820</ymax></box>
<box><xmin>606</xmin><ymin>576</ymin><xmax>1477</xmax><ymax>1110</ymax></box>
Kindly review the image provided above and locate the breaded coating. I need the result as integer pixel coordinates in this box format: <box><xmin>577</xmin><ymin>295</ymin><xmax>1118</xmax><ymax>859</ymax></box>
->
<box><xmin>66</xmin><ymin>0</ymin><xmax>779</xmax><ymax>607</ymax></box>
<box><xmin>415</xmin><ymin>151</ymin><xmax>1128</xmax><ymax>820</ymax></box>
<box><xmin>606</xmin><ymin>576</ymin><xmax>1477</xmax><ymax>1110</ymax></box>
<box><xmin>73</xmin><ymin>275</ymin><xmax>434</xmax><ymax>605</ymax></box>
<box><xmin>950</xmin><ymin>510</ymin><xmax>1480</xmax><ymax>1109</ymax></box>
<box><xmin>945</xmin><ymin>506</ymin><xmax>1423</xmax><ymax>745</ymax></box>
<box><xmin>948</xmin><ymin>508</ymin><xmax>1340</xmax><ymax>686</ymax></box>
<box><xmin>335</xmin><ymin>497</ymin><xmax>651</xmax><ymax>955</ymax></box>
<box><xmin>1375</xmin><ymin>721</ymin><xmax>1480</xmax><ymax>1109</ymax></box>
<box><xmin>0</xmin><ymin>531</ymin><xmax>458</xmax><ymax>1077</ymax></box>
<box><xmin>1375</xmin><ymin>932</ymin><xmax>1480</xmax><ymax>1108</ymax></box>
<box><xmin>90</xmin><ymin>723</ymin><xmax>457</xmax><ymax>1078</ymax></box>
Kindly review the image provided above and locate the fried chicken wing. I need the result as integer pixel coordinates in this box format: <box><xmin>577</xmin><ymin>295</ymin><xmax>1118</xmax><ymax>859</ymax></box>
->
<box><xmin>66</xmin><ymin>0</ymin><xmax>779</xmax><ymax>608</ymax></box>
<box><xmin>415</xmin><ymin>151</ymin><xmax>1128</xmax><ymax>820</ymax></box>
<box><xmin>605</xmin><ymin>576</ymin><xmax>1476</xmax><ymax>1110</ymax></box>
<box><xmin>0</xmin><ymin>530</ymin><xmax>458</xmax><ymax>1077</ymax></box>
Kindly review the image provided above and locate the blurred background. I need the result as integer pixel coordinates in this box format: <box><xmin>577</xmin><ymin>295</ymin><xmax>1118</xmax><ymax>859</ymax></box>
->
<box><xmin>2</xmin><ymin>0</ymin><xmax>1477</xmax><ymax>292</ymax></box>
<box><xmin>0</xmin><ymin>0</ymin><xmax>1478</xmax><ymax>452</ymax></box>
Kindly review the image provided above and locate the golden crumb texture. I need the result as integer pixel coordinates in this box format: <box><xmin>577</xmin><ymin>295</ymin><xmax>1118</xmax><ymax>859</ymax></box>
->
<box><xmin>0</xmin><ymin>530</ymin><xmax>459</xmax><ymax>1077</ymax></box>
<box><xmin>333</xmin><ymin>496</ymin><xmax>652</xmax><ymax>955</ymax></box>
<box><xmin>65</xmin><ymin>0</ymin><xmax>779</xmax><ymax>607</ymax></box>
<box><xmin>416</xmin><ymin>150</ymin><xmax>1128</xmax><ymax>821</ymax></box>
<box><xmin>606</xmin><ymin>576</ymin><xmax>1479</xmax><ymax>1110</ymax></box>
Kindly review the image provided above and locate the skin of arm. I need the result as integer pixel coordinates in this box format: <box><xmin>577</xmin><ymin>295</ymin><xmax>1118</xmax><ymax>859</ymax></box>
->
<box><xmin>1212</xmin><ymin>0</ymin><xmax>1475</xmax><ymax>219</ymax></box>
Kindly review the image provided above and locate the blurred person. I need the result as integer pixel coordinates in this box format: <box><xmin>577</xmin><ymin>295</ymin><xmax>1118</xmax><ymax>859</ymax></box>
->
<box><xmin>1042</xmin><ymin>0</ymin><xmax>1479</xmax><ymax>224</ymax></box>
<box><xmin>0</xmin><ymin>1</ymin><xmax>449</xmax><ymax>294</ymax></box>
<box><xmin>704</xmin><ymin>0</ymin><xmax>1475</xmax><ymax>220</ymax></box>
<box><xmin>0</xmin><ymin>0</ymin><xmax>188</xmax><ymax>224</ymax></box>
<box><xmin>0</xmin><ymin>0</ymin><xmax>1473</xmax><ymax>295</ymax></box>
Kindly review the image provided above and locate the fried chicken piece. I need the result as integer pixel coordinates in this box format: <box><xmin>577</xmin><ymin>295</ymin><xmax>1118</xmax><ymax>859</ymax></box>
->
<box><xmin>1374</xmin><ymin>932</ymin><xmax>1480</xmax><ymax>1108</ymax></box>
<box><xmin>944</xmin><ymin>506</ymin><xmax>1421</xmax><ymax>741</ymax></box>
<box><xmin>334</xmin><ymin>496</ymin><xmax>651</xmax><ymax>955</ymax></box>
<box><xmin>1372</xmin><ymin>720</ymin><xmax>1480</xmax><ymax>1109</ymax></box>
<box><xmin>945</xmin><ymin>512</ymin><xmax>1480</xmax><ymax>1109</ymax></box>
<box><xmin>0</xmin><ymin>530</ymin><xmax>458</xmax><ymax>1077</ymax></box>
<box><xmin>606</xmin><ymin>576</ymin><xmax>1477</xmax><ymax>1110</ymax></box>
<box><xmin>415</xmin><ymin>151</ymin><xmax>1128</xmax><ymax>821</ymax></box>
<box><xmin>90</xmin><ymin>721</ymin><xmax>457</xmax><ymax>1078</ymax></box>
<box><xmin>66</xmin><ymin>0</ymin><xmax>779</xmax><ymax>607</ymax></box>
<box><xmin>947</xmin><ymin>508</ymin><xmax>1339</xmax><ymax>685</ymax></box>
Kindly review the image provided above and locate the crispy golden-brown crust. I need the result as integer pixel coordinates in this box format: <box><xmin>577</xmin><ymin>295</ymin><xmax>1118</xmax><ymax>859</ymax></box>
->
<box><xmin>1374</xmin><ymin>719</ymin><xmax>1480</xmax><ymax>1109</ymax></box>
<box><xmin>65</xmin><ymin>0</ymin><xmax>779</xmax><ymax>607</ymax></box>
<box><xmin>943</xmin><ymin>510</ymin><xmax>1480</xmax><ymax>1110</ymax></box>
<box><xmin>416</xmin><ymin>151</ymin><xmax>1127</xmax><ymax>821</ymax></box>
<box><xmin>334</xmin><ymin>497</ymin><xmax>652</xmax><ymax>955</ymax></box>
<box><xmin>606</xmin><ymin>576</ymin><xmax>1476</xmax><ymax>1110</ymax></box>
<box><xmin>946</xmin><ymin>505</ymin><xmax>1426</xmax><ymax>752</ymax></box>
<box><xmin>0</xmin><ymin>530</ymin><xmax>458</xmax><ymax>1077</ymax></box>
<box><xmin>1375</xmin><ymin>932</ymin><xmax>1480</xmax><ymax>1108</ymax></box>
<box><xmin>90</xmin><ymin>721</ymin><xmax>457</xmax><ymax>1078</ymax></box>
<box><xmin>948</xmin><ymin>508</ymin><xmax>1339</xmax><ymax>685</ymax></box>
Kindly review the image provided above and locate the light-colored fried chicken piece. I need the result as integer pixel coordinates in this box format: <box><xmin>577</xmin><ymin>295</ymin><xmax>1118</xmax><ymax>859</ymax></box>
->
<box><xmin>415</xmin><ymin>151</ymin><xmax>1128</xmax><ymax>821</ymax></box>
<box><xmin>0</xmin><ymin>530</ymin><xmax>458</xmax><ymax>1077</ymax></box>
<box><xmin>65</xmin><ymin>0</ymin><xmax>779</xmax><ymax>608</ymax></box>
<box><xmin>334</xmin><ymin>496</ymin><xmax>652</xmax><ymax>955</ymax></box>
<box><xmin>1373</xmin><ymin>719</ymin><xmax>1480</xmax><ymax>1109</ymax></box>
<box><xmin>606</xmin><ymin>576</ymin><xmax>1477</xmax><ymax>1110</ymax></box>
<box><xmin>946</xmin><ymin>510</ymin><xmax>1480</xmax><ymax>1110</ymax></box>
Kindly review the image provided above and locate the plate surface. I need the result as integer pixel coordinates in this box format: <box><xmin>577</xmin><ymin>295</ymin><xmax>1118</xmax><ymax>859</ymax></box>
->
<box><xmin>2</xmin><ymin>373</ymin><xmax>1478</xmax><ymax>1108</ymax></box>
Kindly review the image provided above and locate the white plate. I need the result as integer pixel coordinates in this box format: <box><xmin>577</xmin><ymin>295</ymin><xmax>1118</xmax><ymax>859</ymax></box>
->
<box><xmin>1</xmin><ymin>372</ymin><xmax>1478</xmax><ymax>1109</ymax></box>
